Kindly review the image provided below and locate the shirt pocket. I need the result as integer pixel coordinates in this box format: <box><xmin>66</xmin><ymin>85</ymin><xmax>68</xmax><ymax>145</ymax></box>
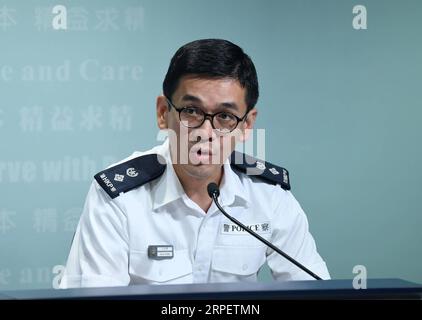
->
<box><xmin>211</xmin><ymin>246</ymin><xmax>266</xmax><ymax>279</ymax></box>
<box><xmin>129</xmin><ymin>249</ymin><xmax>192</xmax><ymax>284</ymax></box>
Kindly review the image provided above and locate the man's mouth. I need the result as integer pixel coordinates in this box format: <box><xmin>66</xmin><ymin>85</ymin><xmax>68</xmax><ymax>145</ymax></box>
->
<box><xmin>189</xmin><ymin>145</ymin><xmax>215</xmax><ymax>164</ymax></box>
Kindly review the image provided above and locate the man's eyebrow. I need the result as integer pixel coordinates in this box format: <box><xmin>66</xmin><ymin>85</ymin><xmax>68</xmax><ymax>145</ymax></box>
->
<box><xmin>218</xmin><ymin>102</ymin><xmax>239</xmax><ymax>111</ymax></box>
<box><xmin>181</xmin><ymin>94</ymin><xmax>202</xmax><ymax>103</ymax></box>
<box><xmin>181</xmin><ymin>94</ymin><xmax>240</xmax><ymax>111</ymax></box>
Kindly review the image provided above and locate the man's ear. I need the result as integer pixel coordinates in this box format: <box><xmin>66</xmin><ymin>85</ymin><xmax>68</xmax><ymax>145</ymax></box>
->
<box><xmin>238</xmin><ymin>108</ymin><xmax>258</xmax><ymax>142</ymax></box>
<box><xmin>156</xmin><ymin>95</ymin><xmax>169</xmax><ymax>129</ymax></box>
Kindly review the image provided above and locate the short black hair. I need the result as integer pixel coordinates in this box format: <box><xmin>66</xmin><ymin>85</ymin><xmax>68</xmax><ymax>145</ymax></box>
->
<box><xmin>163</xmin><ymin>39</ymin><xmax>259</xmax><ymax>111</ymax></box>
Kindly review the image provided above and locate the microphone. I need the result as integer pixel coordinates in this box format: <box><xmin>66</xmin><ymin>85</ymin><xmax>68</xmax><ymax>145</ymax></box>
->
<box><xmin>207</xmin><ymin>182</ymin><xmax>322</xmax><ymax>280</ymax></box>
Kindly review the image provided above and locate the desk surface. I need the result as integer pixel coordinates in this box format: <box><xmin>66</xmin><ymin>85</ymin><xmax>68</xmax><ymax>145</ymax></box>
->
<box><xmin>1</xmin><ymin>278</ymin><xmax>421</xmax><ymax>300</ymax></box>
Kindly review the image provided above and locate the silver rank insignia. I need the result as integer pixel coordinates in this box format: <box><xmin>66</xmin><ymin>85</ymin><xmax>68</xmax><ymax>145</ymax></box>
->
<box><xmin>114</xmin><ymin>174</ymin><xmax>125</xmax><ymax>182</ymax></box>
<box><xmin>269</xmin><ymin>167</ymin><xmax>279</xmax><ymax>175</ymax></box>
<box><xmin>256</xmin><ymin>161</ymin><xmax>266</xmax><ymax>170</ymax></box>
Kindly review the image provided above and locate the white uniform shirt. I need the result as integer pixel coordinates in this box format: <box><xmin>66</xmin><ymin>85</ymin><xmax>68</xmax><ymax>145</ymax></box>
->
<box><xmin>60</xmin><ymin>139</ymin><xmax>330</xmax><ymax>288</ymax></box>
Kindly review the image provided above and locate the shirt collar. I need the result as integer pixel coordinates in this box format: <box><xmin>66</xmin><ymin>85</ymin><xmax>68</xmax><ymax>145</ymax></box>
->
<box><xmin>150</xmin><ymin>139</ymin><xmax>186</xmax><ymax>210</ymax></box>
<box><xmin>150</xmin><ymin>138</ymin><xmax>251</xmax><ymax>211</ymax></box>
<box><xmin>218</xmin><ymin>158</ymin><xmax>251</xmax><ymax>208</ymax></box>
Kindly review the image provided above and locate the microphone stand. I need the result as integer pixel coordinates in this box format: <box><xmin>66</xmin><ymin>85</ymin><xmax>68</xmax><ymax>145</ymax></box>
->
<box><xmin>209</xmin><ymin>185</ymin><xmax>322</xmax><ymax>280</ymax></box>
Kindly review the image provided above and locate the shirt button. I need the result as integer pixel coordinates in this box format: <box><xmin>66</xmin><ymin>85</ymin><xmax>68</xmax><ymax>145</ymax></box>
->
<box><xmin>158</xmin><ymin>269</ymin><xmax>163</xmax><ymax>276</ymax></box>
<box><xmin>197</xmin><ymin>266</ymin><xmax>203</xmax><ymax>272</ymax></box>
<box><xmin>242</xmin><ymin>264</ymin><xmax>248</xmax><ymax>271</ymax></box>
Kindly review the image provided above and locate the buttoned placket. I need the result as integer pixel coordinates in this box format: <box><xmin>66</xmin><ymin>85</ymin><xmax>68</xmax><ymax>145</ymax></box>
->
<box><xmin>180</xmin><ymin>194</ymin><xmax>221</xmax><ymax>283</ymax></box>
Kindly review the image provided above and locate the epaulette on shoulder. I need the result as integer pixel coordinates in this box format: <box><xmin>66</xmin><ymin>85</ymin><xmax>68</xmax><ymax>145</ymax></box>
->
<box><xmin>230</xmin><ymin>151</ymin><xmax>291</xmax><ymax>190</ymax></box>
<box><xmin>94</xmin><ymin>153</ymin><xmax>166</xmax><ymax>199</ymax></box>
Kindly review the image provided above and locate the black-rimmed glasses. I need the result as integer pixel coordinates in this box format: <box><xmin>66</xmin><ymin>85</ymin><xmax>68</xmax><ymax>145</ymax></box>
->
<box><xmin>165</xmin><ymin>97</ymin><xmax>248</xmax><ymax>134</ymax></box>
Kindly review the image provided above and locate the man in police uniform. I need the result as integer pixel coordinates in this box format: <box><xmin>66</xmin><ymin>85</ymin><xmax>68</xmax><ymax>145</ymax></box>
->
<box><xmin>60</xmin><ymin>39</ymin><xmax>330</xmax><ymax>288</ymax></box>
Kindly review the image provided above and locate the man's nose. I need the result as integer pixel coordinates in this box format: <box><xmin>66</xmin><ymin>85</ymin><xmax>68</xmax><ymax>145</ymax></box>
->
<box><xmin>192</xmin><ymin>117</ymin><xmax>216</xmax><ymax>142</ymax></box>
